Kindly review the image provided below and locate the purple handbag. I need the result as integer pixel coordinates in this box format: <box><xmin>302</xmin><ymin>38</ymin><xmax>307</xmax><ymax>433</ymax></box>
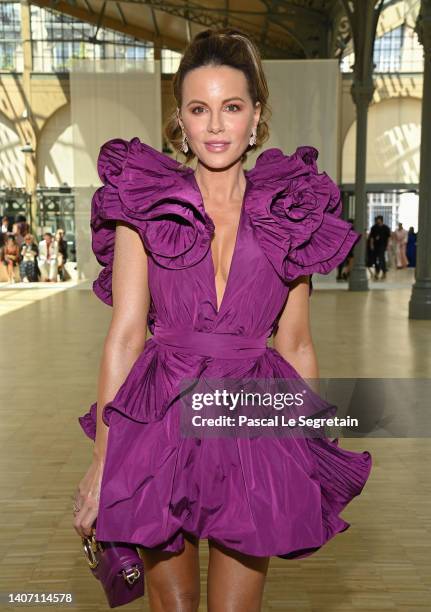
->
<box><xmin>81</xmin><ymin>522</ymin><xmax>145</xmax><ymax>608</ymax></box>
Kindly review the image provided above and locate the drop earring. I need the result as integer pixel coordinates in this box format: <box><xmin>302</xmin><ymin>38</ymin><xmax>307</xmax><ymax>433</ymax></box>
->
<box><xmin>180</xmin><ymin>129</ymin><xmax>189</xmax><ymax>154</ymax></box>
<box><xmin>249</xmin><ymin>128</ymin><xmax>257</xmax><ymax>147</ymax></box>
<box><xmin>177</xmin><ymin>109</ymin><xmax>189</xmax><ymax>154</ymax></box>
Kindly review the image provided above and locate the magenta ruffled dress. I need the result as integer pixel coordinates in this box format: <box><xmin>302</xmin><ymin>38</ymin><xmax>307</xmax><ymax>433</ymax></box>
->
<box><xmin>78</xmin><ymin>137</ymin><xmax>372</xmax><ymax>560</ymax></box>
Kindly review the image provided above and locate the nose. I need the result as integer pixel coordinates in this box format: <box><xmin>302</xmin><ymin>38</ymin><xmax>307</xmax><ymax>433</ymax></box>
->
<box><xmin>207</xmin><ymin>110</ymin><xmax>225</xmax><ymax>133</ymax></box>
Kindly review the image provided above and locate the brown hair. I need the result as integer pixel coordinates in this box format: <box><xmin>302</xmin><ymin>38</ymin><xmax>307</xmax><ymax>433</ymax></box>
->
<box><xmin>163</xmin><ymin>28</ymin><xmax>271</xmax><ymax>166</ymax></box>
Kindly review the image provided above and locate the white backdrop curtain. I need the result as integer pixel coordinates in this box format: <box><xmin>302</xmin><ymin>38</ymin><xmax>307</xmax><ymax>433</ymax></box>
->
<box><xmin>255</xmin><ymin>59</ymin><xmax>340</xmax><ymax>179</ymax></box>
<box><xmin>69</xmin><ymin>58</ymin><xmax>161</xmax><ymax>287</ymax></box>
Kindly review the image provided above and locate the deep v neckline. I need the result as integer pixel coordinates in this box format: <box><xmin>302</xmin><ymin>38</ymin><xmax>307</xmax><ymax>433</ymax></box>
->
<box><xmin>190</xmin><ymin>172</ymin><xmax>250</xmax><ymax>317</ymax></box>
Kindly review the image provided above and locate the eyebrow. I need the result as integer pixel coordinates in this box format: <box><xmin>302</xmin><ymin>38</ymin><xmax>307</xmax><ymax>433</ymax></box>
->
<box><xmin>186</xmin><ymin>97</ymin><xmax>246</xmax><ymax>106</ymax></box>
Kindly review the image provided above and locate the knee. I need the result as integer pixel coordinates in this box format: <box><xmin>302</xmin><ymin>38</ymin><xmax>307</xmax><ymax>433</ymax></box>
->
<box><xmin>158</xmin><ymin>589</ymin><xmax>200</xmax><ymax>611</ymax></box>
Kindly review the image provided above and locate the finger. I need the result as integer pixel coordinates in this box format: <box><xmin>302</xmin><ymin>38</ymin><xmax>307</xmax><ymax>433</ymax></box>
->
<box><xmin>77</xmin><ymin>507</ymin><xmax>97</xmax><ymax>538</ymax></box>
<box><xmin>73</xmin><ymin>505</ymin><xmax>94</xmax><ymax>538</ymax></box>
<box><xmin>72</xmin><ymin>507</ymin><xmax>87</xmax><ymax>538</ymax></box>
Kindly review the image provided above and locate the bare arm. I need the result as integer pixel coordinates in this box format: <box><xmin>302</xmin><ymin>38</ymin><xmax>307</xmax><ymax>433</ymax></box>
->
<box><xmin>74</xmin><ymin>220</ymin><xmax>150</xmax><ymax>537</ymax></box>
<box><xmin>273</xmin><ymin>275</ymin><xmax>319</xmax><ymax>390</ymax></box>
<box><xmin>93</xmin><ymin>220</ymin><xmax>151</xmax><ymax>461</ymax></box>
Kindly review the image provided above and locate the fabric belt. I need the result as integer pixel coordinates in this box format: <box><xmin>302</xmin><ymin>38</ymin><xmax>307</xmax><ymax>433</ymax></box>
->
<box><xmin>151</xmin><ymin>325</ymin><xmax>268</xmax><ymax>359</ymax></box>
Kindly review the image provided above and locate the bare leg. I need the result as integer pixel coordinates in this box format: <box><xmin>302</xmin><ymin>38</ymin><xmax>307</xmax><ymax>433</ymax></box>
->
<box><xmin>207</xmin><ymin>540</ymin><xmax>270</xmax><ymax>612</ymax></box>
<box><xmin>138</xmin><ymin>532</ymin><xmax>201</xmax><ymax>612</ymax></box>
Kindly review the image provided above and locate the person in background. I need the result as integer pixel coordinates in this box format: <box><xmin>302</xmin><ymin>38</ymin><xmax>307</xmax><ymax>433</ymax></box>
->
<box><xmin>0</xmin><ymin>234</ymin><xmax>21</xmax><ymax>283</ymax></box>
<box><xmin>406</xmin><ymin>226</ymin><xmax>417</xmax><ymax>268</ymax></box>
<box><xmin>392</xmin><ymin>222</ymin><xmax>409</xmax><ymax>269</ymax></box>
<box><xmin>37</xmin><ymin>232</ymin><xmax>59</xmax><ymax>282</ymax></box>
<box><xmin>1</xmin><ymin>215</ymin><xmax>10</xmax><ymax>248</ymax></box>
<box><xmin>369</xmin><ymin>215</ymin><xmax>391</xmax><ymax>281</ymax></box>
<box><xmin>366</xmin><ymin>217</ymin><xmax>377</xmax><ymax>279</ymax></box>
<box><xmin>55</xmin><ymin>228</ymin><xmax>68</xmax><ymax>281</ymax></box>
<box><xmin>19</xmin><ymin>233</ymin><xmax>39</xmax><ymax>282</ymax></box>
<box><xmin>1</xmin><ymin>216</ymin><xmax>10</xmax><ymax>233</ymax></box>
<box><xmin>12</xmin><ymin>214</ymin><xmax>30</xmax><ymax>250</ymax></box>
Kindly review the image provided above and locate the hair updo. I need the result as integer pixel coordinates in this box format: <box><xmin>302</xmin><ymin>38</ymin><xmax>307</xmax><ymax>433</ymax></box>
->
<box><xmin>163</xmin><ymin>27</ymin><xmax>272</xmax><ymax>165</ymax></box>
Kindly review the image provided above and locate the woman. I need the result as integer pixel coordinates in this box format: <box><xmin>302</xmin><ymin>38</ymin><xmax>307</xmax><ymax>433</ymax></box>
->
<box><xmin>392</xmin><ymin>222</ymin><xmax>408</xmax><ymax>269</ymax></box>
<box><xmin>1</xmin><ymin>234</ymin><xmax>20</xmax><ymax>283</ymax></box>
<box><xmin>19</xmin><ymin>233</ymin><xmax>39</xmax><ymax>282</ymax></box>
<box><xmin>73</xmin><ymin>29</ymin><xmax>372</xmax><ymax>611</ymax></box>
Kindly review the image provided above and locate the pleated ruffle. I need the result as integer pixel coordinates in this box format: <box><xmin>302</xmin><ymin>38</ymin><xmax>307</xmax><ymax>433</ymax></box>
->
<box><xmin>78</xmin><ymin>345</ymin><xmax>372</xmax><ymax>560</ymax></box>
<box><xmin>247</xmin><ymin>146</ymin><xmax>361</xmax><ymax>293</ymax></box>
<box><xmin>90</xmin><ymin>137</ymin><xmax>214</xmax><ymax>306</ymax></box>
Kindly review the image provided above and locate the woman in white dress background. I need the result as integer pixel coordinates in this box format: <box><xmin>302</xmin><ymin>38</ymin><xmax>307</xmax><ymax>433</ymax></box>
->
<box><xmin>392</xmin><ymin>222</ymin><xmax>408</xmax><ymax>269</ymax></box>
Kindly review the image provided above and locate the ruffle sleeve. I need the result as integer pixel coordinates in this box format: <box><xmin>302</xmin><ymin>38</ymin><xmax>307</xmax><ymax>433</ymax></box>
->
<box><xmin>247</xmin><ymin>146</ymin><xmax>361</xmax><ymax>294</ymax></box>
<box><xmin>90</xmin><ymin>137</ymin><xmax>214</xmax><ymax>306</ymax></box>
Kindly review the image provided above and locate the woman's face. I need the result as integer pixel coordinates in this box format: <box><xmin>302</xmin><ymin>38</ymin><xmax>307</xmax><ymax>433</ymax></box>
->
<box><xmin>179</xmin><ymin>64</ymin><xmax>261</xmax><ymax>169</ymax></box>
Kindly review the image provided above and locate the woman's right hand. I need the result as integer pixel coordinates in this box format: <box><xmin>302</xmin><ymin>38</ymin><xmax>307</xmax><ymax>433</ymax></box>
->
<box><xmin>72</xmin><ymin>458</ymin><xmax>105</xmax><ymax>538</ymax></box>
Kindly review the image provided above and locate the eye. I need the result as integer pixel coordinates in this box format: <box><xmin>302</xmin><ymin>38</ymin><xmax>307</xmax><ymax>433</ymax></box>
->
<box><xmin>191</xmin><ymin>103</ymin><xmax>241</xmax><ymax>114</ymax></box>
